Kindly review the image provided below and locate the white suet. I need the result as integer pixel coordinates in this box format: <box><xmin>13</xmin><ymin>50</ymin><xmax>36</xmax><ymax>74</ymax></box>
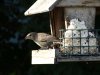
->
<box><xmin>62</xmin><ymin>18</ymin><xmax>98</xmax><ymax>54</ymax></box>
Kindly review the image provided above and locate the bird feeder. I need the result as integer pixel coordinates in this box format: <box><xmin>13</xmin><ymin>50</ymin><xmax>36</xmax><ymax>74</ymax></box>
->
<box><xmin>24</xmin><ymin>0</ymin><xmax>100</xmax><ymax>64</ymax></box>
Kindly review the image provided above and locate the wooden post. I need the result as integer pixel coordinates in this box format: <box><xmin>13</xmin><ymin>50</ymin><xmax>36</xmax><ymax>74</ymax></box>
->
<box><xmin>50</xmin><ymin>7</ymin><xmax>65</xmax><ymax>38</ymax></box>
<box><xmin>31</xmin><ymin>49</ymin><xmax>55</xmax><ymax>64</ymax></box>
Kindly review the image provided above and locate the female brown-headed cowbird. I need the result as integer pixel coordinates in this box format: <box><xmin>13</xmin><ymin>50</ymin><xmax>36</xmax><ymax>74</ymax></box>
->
<box><xmin>25</xmin><ymin>32</ymin><xmax>60</xmax><ymax>49</ymax></box>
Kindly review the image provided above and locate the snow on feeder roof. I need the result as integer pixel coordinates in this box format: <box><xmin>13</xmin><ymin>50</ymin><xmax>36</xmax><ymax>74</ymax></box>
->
<box><xmin>24</xmin><ymin>0</ymin><xmax>59</xmax><ymax>15</ymax></box>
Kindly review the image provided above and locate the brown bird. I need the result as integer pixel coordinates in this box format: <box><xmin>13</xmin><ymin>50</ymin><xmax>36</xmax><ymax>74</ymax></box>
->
<box><xmin>25</xmin><ymin>32</ymin><xmax>60</xmax><ymax>49</ymax></box>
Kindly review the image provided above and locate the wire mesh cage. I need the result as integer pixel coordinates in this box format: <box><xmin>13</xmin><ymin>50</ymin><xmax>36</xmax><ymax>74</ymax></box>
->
<box><xmin>59</xmin><ymin>29</ymin><xmax>100</xmax><ymax>56</ymax></box>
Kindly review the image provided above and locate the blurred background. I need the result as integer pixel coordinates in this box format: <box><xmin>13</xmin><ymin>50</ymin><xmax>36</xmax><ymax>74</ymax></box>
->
<box><xmin>0</xmin><ymin>0</ymin><xmax>100</xmax><ymax>75</ymax></box>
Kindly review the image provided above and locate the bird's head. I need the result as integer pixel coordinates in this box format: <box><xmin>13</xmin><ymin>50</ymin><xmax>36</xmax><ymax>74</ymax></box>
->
<box><xmin>25</xmin><ymin>32</ymin><xmax>37</xmax><ymax>41</ymax></box>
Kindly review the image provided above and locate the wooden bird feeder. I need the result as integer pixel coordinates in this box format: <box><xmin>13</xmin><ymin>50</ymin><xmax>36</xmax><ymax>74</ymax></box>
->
<box><xmin>24</xmin><ymin>0</ymin><xmax>100</xmax><ymax>64</ymax></box>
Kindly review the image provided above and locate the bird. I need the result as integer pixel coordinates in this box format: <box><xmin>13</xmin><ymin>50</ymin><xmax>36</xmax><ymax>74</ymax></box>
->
<box><xmin>25</xmin><ymin>32</ymin><xmax>60</xmax><ymax>49</ymax></box>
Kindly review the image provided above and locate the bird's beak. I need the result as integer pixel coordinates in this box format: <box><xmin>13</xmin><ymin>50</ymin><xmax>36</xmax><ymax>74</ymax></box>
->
<box><xmin>25</xmin><ymin>36</ymin><xmax>28</xmax><ymax>40</ymax></box>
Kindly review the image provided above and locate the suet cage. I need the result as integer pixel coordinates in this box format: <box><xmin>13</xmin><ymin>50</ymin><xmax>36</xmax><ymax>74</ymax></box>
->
<box><xmin>58</xmin><ymin>29</ymin><xmax>100</xmax><ymax>57</ymax></box>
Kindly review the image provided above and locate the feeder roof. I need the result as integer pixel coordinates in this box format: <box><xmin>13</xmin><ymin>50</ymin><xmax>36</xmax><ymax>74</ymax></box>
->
<box><xmin>24</xmin><ymin>0</ymin><xmax>60</xmax><ymax>16</ymax></box>
<box><xmin>24</xmin><ymin>0</ymin><xmax>100</xmax><ymax>16</ymax></box>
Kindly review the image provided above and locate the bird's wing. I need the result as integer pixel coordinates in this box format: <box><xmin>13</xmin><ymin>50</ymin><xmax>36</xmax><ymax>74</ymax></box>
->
<box><xmin>37</xmin><ymin>33</ymin><xmax>58</xmax><ymax>42</ymax></box>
